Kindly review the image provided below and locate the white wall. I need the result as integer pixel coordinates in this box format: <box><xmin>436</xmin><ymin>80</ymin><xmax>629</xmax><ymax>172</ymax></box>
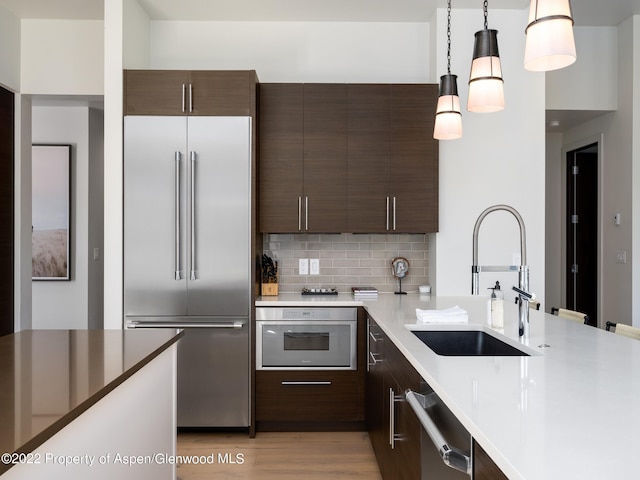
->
<box><xmin>21</xmin><ymin>20</ymin><xmax>104</xmax><ymax>95</ymax></box>
<box><xmin>546</xmin><ymin>27</ymin><xmax>618</xmax><ymax>111</ymax></box>
<box><xmin>632</xmin><ymin>16</ymin><xmax>640</xmax><ymax>326</ymax></box>
<box><xmin>0</xmin><ymin>6</ymin><xmax>20</xmax><ymax>91</ymax></box>
<box><xmin>123</xmin><ymin>0</ymin><xmax>151</xmax><ymax>69</ymax></box>
<box><xmin>149</xmin><ymin>21</ymin><xmax>431</xmax><ymax>82</ymax></box>
<box><xmin>545</xmin><ymin>132</ymin><xmax>563</xmax><ymax>311</ymax></box>
<box><xmin>15</xmin><ymin>95</ymin><xmax>32</xmax><ymax>332</ymax></box>
<box><xmin>88</xmin><ymin>108</ymin><xmax>104</xmax><ymax>330</ymax></box>
<box><xmin>32</xmin><ymin>106</ymin><xmax>91</xmax><ymax>329</ymax></box>
<box><xmin>558</xmin><ymin>19</ymin><xmax>634</xmax><ymax>326</ymax></box>
<box><xmin>103</xmin><ymin>0</ymin><xmax>124</xmax><ymax>329</ymax></box>
<box><xmin>434</xmin><ymin>8</ymin><xmax>546</xmax><ymax>305</ymax></box>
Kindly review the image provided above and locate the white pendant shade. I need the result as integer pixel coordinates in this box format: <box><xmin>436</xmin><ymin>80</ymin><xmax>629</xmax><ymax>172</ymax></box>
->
<box><xmin>434</xmin><ymin>95</ymin><xmax>463</xmax><ymax>140</ymax></box>
<box><xmin>467</xmin><ymin>56</ymin><xmax>504</xmax><ymax>113</ymax></box>
<box><xmin>524</xmin><ymin>0</ymin><xmax>576</xmax><ymax>71</ymax></box>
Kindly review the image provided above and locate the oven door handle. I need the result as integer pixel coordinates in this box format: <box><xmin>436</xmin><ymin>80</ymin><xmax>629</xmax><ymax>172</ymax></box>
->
<box><xmin>405</xmin><ymin>390</ymin><xmax>471</xmax><ymax>475</ymax></box>
<box><xmin>283</xmin><ymin>332</ymin><xmax>330</xmax><ymax>338</ymax></box>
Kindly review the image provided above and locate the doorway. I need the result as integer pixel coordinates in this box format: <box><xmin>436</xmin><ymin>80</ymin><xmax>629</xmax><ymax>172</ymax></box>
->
<box><xmin>566</xmin><ymin>143</ymin><xmax>598</xmax><ymax>326</ymax></box>
<box><xmin>0</xmin><ymin>85</ymin><xmax>14</xmax><ymax>337</ymax></box>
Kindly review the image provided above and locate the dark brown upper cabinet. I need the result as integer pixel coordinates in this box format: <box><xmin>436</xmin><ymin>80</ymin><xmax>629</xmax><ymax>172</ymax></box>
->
<box><xmin>390</xmin><ymin>84</ymin><xmax>439</xmax><ymax>233</ymax></box>
<box><xmin>347</xmin><ymin>84</ymin><xmax>438</xmax><ymax>234</ymax></box>
<box><xmin>302</xmin><ymin>84</ymin><xmax>348</xmax><ymax>233</ymax></box>
<box><xmin>258</xmin><ymin>83</ymin><xmax>304</xmax><ymax>233</ymax></box>
<box><xmin>259</xmin><ymin>83</ymin><xmax>347</xmax><ymax>233</ymax></box>
<box><xmin>347</xmin><ymin>84</ymin><xmax>392</xmax><ymax>233</ymax></box>
<box><xmin>124</xmin><ymin>70</ymin><xmax>257</xmax><ymax>116</ymax></box>
<box><xmin>259</xmin><ymin>83</ymin><xmax>438</xmax><ymax>234</ymax></box>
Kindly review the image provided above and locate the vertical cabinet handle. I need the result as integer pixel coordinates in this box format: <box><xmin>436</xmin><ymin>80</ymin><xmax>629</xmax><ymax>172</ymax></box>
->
<box><xmin>305</xmin><ymin>197</ymin><xmax>309</xmax><ymax>231</ymax></box>
<box><xmin>189</xmin><ymin>151</ymin><xmax>197</xmax><ymax>280</ymax></box>
<box><xmin>181</xmin><ymin>84</ymin><xmax>186</xmax><ymax>113</ymax></box>
<box><xmin>386</xmin><ymin>197</ymin><xmax>390</xmax><ymax>231</ymax></box>
<box><xmin>389</xmin><ymin>387</ymin><xmax>396</xmax><ymax>449</ymax></box>
<box><xmin>393</xmin><ymin>196</ymin><xmax>397</xmax><ymax>231</ymax></box>
<box><xmin>298</xmin><ymin>197</ymin><xmax>302</xmax><ymax>231</ymax></box>
<box><xmin>189</xmin><ymin>83</ymin><xmax>193</xmax><ymax>113</ymax></box>
<box><xmin>174</xmin><ymin>152</ymin><xmax>182</xmax><ymax>280</ymax></box>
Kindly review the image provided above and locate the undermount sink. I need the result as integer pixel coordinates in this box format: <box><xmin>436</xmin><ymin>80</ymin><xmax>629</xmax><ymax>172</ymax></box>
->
<box><xmin>411</xmin><ymin>330</ymin><xmax>530</xmax><ymax>357</ymax></box>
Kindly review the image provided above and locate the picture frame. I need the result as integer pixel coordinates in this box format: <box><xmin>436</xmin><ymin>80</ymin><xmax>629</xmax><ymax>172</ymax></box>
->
<box><xmin>32</xmin><ymin>144</ymin><xmax>71</xmax><ymax>281</ymax></box>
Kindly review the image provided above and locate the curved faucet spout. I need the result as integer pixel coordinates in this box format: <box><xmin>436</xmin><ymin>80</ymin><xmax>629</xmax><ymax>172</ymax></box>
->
<box><xmin>472</xmin><ymin>204</ymin><xmax>527</xmax><ymax>268</ymax></box>
<box><xmin>471</xmin><ymin>204</ymin><xmax>532</xmax><ymax>339</ymax></box>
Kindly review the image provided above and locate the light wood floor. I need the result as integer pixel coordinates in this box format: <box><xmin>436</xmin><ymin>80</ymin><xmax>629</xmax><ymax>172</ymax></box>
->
<box><xmin>176</xmin><ymin>431</ymin><xmax>383</xmax><ymax>480</ymax></box>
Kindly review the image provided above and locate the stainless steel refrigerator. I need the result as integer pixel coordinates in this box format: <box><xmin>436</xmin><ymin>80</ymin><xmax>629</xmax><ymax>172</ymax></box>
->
<box><xmin>124</xmin><ymin>115</ymin><xmax>251</xmax><ymax>428</ymax></box>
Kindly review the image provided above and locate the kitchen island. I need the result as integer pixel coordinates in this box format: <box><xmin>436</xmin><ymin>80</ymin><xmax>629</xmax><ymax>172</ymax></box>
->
<box><xmin>0</xmin><ymin>328</ymin><xmax>182</xmax><ymax>479</ymax></box>
<box><xmin>257</xmin><ymin>293</ymin><xmax>640</xmax><ymax>479</ymax></box>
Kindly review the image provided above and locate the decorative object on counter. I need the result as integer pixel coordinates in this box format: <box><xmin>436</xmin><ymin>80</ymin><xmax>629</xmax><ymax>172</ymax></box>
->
<box><xmin>434</xmin><ymin>0</ymin><xmax>463</xmax><ymax>140</ymax></box>
<box><xmin>488</xmin><ymin>281</ymin><xmax>504</xmax><ymax>328</ymax></box>
<box><xmin>352</xmin><ymin>286</ymin><xmax>378</xmax><ymax>299</ymax></box>
<box><xmin>261</xmin><ymin>253</ymin><xmax>279</xmax><ymax>296</ymax></box>
<box><xmin>416</xmin><ymin>306</ymin><xmax>469</xmax><ymax>324</ymax></box>
<box><xmin>419</xmin><ymin>285</ymin><xmax>431</xmax><ymax>294</ymax></box>
<box><xmin>391</xmin><ymin>257</ymin><xmax>410</xmax><ymax>295</ymax></box>
<box><xmin>467</xmin><ymin>0</ymin><xmax>504</xmax><ymax>113</ymax></box>
<box><xmin>301</xmin><ymin>287</ymin><xmax>338</xmax><ymax>295</ymax></box>
<box><xmin>524</xmin><ymin>0</ymin><xmax>576</xmax><ymax>72</ymax></box>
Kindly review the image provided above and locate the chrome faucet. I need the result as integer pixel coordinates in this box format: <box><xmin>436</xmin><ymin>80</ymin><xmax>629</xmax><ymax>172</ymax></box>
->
<box><xmin>471</xmin><ymin>205</ymin><xmax>533</xmax><ymax>339</ymax></box>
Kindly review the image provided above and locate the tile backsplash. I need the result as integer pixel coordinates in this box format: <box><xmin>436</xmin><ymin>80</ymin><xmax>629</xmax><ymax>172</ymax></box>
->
<box><xmin>263</xmin><ymin>233</ymin><xmax>431</xmax><ymax>294</ymax></box>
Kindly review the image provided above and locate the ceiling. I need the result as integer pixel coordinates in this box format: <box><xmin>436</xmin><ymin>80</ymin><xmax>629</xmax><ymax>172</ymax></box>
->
<box><xmin>1</xmin><ymin>0</ymin><xmax>640</xmax><ymax>26</ymax></box>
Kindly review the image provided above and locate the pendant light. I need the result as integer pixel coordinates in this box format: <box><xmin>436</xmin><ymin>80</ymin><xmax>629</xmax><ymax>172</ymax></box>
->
<box><xmin>434</xmin><ymin>0</ymin><xmax>462</xmax><ymax>140</ymax></box>
<box><xmin>524</xmin><ymin>0</ymin><xmax>576</xmax><ymax>71</ymax></box>
<box><xmin>467</xmin><ymin>0</ymin><xmax>504</xmax><ymax>113</ymax></box>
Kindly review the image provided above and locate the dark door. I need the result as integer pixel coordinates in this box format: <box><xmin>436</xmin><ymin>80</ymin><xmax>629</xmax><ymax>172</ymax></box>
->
<box><xmin>566</xmin><ymin>143</ymin><xmax>598</xmax><ymax>327</ymax></box>
<box><xmin>0</xmin><ymin>86</ymin><xmax>14</xmax><ymax>337</ymax></box>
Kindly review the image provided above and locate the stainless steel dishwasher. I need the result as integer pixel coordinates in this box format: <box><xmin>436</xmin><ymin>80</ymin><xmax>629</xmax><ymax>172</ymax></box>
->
<box><xmin>406</xmin><ymin>382</ymin><xmax>472</xmax><ymax>479</ymax></box>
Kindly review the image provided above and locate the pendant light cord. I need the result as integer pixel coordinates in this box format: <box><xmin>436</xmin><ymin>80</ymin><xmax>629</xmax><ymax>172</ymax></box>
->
<box><xmin>483</xmin><ymin>0</ymin><xmax>488</xmax><ymax>30</ymax></box>
<box><xmin>447</xmin><ymin>0</ymin><xmax>452</xmax><ymax>75</ymax></box>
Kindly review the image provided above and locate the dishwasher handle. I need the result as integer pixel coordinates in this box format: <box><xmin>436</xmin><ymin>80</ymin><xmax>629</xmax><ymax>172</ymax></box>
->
<box><xmin>405</xmin><ymin>390</ymin><xmax>471</xmax><ymax>476</ymax></box>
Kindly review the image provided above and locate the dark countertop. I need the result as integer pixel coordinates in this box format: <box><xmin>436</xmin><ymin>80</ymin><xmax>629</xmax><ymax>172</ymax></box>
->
<box><xmin>0</xmin><ymin>328</ymin><xmax>183</xmax><ymax>474</ymax></box>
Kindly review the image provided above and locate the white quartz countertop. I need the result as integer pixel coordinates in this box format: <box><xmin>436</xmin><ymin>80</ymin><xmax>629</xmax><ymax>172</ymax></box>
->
<box><xmin>256</xmin><ymin>293</ymin><xmax>640</xmax><ymax>480</ymax></box>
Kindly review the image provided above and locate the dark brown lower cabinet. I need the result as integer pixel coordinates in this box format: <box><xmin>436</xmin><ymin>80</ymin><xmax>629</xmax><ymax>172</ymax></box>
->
<box><xmin>255</xmin><ymin>370</ymin><xmax>364</xmax><ymax>429</ymax></box>
<box><xmin>367</xmin><ymin>315</ymin><xmax>421</xmax><ymax>480</ymax></box>
<box><xmin>473</xmin><ymin>440</ymin><xmax>509</xmax><ymax>480</ymax></box>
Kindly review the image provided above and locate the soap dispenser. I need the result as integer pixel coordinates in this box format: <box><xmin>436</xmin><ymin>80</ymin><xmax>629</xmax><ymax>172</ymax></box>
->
<box><xmin>488</xmin><ymin>281</ymin><xmax>504</xmax><ymax>329</ymax></box>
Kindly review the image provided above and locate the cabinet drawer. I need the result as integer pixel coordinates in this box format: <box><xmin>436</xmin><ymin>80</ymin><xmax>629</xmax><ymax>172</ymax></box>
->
<box><xmin>256</xmin><ymin>370</ymin><xmax>363</xmax><ymax>422</ymax></box>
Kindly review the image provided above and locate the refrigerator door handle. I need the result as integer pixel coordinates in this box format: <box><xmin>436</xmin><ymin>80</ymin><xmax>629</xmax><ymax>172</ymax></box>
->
<box><xmin>175</xmin><ymin>151</ymin><xmax>182</xmax><ymax>280</ymax></box>
<box><xmin>128</xmin><ymin>321</ymin><xmax>245</xmax><ymax>329</ymax></box>
<box><xmin>190</xmin><ymin>151</ymin><xmax>197</xmax><ymax>280</ymax></box>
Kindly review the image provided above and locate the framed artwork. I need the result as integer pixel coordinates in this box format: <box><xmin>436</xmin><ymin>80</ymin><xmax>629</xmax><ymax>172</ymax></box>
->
<box><xmin>32</xmin><ymin>144</ymin><xmax>71</xmax><ymax>281</ymax></box>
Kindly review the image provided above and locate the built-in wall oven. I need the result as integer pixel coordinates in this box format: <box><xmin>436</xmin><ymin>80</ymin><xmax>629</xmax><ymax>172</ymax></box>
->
<box><xmin>256</xmin><ymin>307</ymin><xmax>357</xmax><ymax>370</ymax></box>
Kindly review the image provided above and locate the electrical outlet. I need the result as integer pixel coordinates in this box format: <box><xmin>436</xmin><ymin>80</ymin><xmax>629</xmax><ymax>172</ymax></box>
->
<box><xmin>616</xmin><ymin>251</ymin><xmax>627</xmax><ymax>264</ymax></box>
<box><xmin>299</xmin><ymin>258</ymin><xmax>309</xmax><ymax>275</ymax></box>
<box><xmin>512</xmin><ymin>253</ymin><xmax>521</xmax><ymax>266</ymax></box>
<box><xmin>310</xmin><ymin>259</ymin><xmax>320</xmax><ymax>275</ymax></box>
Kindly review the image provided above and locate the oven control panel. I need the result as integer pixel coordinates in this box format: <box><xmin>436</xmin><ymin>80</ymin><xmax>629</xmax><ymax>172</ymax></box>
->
<box><xmin>256</xmin><ymin>307</ymin><xmax>357</xmax><ymax>322</ymax></box>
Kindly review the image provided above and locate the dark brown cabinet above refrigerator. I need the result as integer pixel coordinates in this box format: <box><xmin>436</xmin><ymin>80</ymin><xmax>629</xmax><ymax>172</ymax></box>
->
<box><xmin>124</xmin><ymin>70</ymin><xmax>256</xmax><ymax>116</ymax></box>
<box><xmin>258</xmin><ymin>82</ymin><xmax>438</xmax><ymax>234</ymax></box>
